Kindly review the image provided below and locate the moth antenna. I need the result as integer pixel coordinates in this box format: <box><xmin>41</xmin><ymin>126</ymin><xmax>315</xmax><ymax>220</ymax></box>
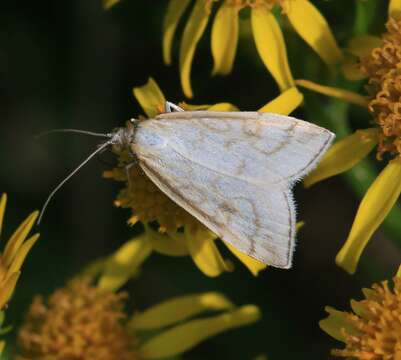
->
<box><xmin>37</xmin><ymin>140</ymin><xmax>112</xmax><ymax>225</ymax></box>
<box><xmin>35</xmin><ymin>129</ymin><xmax>112</xmax><ymax>140</ymax></box>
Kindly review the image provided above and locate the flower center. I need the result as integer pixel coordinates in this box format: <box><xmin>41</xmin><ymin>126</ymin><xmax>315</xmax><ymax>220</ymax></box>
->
<box><xmin>17</xmin><ymin>279</ymin><xmax>138</xmax><ymax>360</ymax></box>
<box><xmin>332</xmin><ymin>276</ymin><xmax>401</xmax><ymax>359</ymax></box>
<box><xmin>361</xmin><ymin>18</ymin><xmax>401</xmax><ymax>159</ymax></box>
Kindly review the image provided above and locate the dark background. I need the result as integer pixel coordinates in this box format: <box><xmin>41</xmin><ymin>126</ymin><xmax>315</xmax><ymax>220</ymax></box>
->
<box><xmin>0</xmin><ymin>1</ymin><xmax>399</xmax><ymax>359</ymax></box>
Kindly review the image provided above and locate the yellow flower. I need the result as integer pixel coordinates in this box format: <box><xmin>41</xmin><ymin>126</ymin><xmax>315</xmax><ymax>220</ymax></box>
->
<box><xmin>295</xmin><ymin>8</ymin><xmax>401</xmax><ymax>274</ymax></box>
<box><xmin>17</xmin><ymin>276</ymin><xmax>260</xmax><ymax>359</ymax></box>
<box><xmin>163</xmin><ymin>0</ymin><xmax>342</xmax><ymax>98</ymax></box>
<box><xmin>320</xmin><ymin>268</ymin><xmax>401</xmax><ymax>359</ymax></box>
<box><xmin>0</xmin><ymin>193</ymin><xmax>39</xmax><ymax>356</ymax></box>
<box><xmin>104</xmin><ymin>77</ymin><xmax>303</xmax><ymax>277</ymax></box>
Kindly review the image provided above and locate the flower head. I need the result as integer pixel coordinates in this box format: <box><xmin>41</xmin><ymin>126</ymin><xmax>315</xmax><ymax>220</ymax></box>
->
<box><xmin>361</xmin><ymin>17</ymin><xmax>401</xmax><ymax>159</ymax></box>
<box><xmin>164</xmin><ymin>0</ymin><xmax>342</xmax><ymax>97</ymax></box>
<box><xmin>320</xmin><ymin>273</ymin><xmax>401</xmax><ymax>359</ymax></box>
<box><xmin>18</xmin><ymin>259</ymin><xmax>261</xmax><ymax>360</ymax></box>
<box><xmin>17</xmin><ymin>279</ymin><xmax>137</xmax><ymax>360</ymax></box>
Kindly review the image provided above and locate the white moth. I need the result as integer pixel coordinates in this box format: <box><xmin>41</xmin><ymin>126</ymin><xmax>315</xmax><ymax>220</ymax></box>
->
<box><xmin>39</xmin><ymin>102</ymin><xmax>334</xmax><ymax>269</ymax></box>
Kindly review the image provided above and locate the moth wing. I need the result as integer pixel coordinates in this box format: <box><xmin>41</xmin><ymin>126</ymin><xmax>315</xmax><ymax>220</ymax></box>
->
<box><xmin>150</xmin><ymin>111</ymin><xmax>334</xmax><ymax>185</ymax></box>
<box><xmin>134</xmin><ymin>130</ymin><xmax>296</xmax><ymax>268</ymax></box>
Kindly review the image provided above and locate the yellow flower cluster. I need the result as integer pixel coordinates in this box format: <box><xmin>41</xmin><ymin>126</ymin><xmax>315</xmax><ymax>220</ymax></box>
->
<box><xmin>17</xmin><ymin>242</ymin><xmax>261</xmax><ymax>360</ymax></box>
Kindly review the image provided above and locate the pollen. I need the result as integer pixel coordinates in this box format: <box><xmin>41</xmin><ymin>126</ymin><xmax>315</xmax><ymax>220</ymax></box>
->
<box><xmin>331</xmin><ymin>276</ymin><xmax>401</xmax><ymax>359</ymax></box>
<box><xmin>104</xmin><ymin>150</ymin><xmax>202</xmax><ymax>233</ymax></box>
<box><xmin>361</xmin><ymin>18</ymin><xmax>401</xmax><ymax>159</ymax></box>
<box><xmin>16</xmin><ymin>279</ymin><xmax>137</xmax><ymax>360</ymax></box>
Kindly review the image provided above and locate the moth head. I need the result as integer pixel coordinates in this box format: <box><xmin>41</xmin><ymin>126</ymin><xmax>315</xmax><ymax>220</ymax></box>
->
<box><xmin>110</xmin><ymin>119</ymin><xmax>138</xmax><ymax>153</ymax></box>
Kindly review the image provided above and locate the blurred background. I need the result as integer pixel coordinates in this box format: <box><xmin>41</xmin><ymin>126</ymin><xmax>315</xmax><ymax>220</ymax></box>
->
<box><xmin>0</xmin><ymin>1</ymin><xmax>399</xmax><ymax>358</ymax></box>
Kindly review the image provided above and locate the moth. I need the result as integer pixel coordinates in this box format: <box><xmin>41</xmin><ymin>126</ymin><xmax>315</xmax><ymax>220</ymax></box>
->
<box><xmin>39</xmin><ymin>102</ymin><xmax>334</xmax><ymax>269</ymax></box>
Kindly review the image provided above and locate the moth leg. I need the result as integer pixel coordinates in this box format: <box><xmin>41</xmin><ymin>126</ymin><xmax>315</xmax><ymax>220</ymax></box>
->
<box><xmin>165</xmin><ymin>101</ymin><xmax>185</xmax><ymax>113</ymax></box>
<box><xmin>125</xmin><ymin>161</ymin><xmax>137</xmax><ymax>192</ymax></box>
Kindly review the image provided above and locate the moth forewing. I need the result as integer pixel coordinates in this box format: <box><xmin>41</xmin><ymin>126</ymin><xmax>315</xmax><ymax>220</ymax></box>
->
<box><xmin>132</xmin><ymin>111</ymin><xmax>334</xmax><ymax>268</ymax></box>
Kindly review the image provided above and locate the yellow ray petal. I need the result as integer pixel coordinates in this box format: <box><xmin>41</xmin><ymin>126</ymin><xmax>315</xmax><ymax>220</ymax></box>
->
<box><xmin>224</xmin><ymin>242</ymin><xmax>266</xmax><ymax>276</ymax></box>
<box><xmin>146</xmin><ymin>226</ymin><xmax>188</xmax><ymax>256</ymax></box>
<box><xmin>3</xmin><ymin>211</ymin><xmax>38</xmax><ymax>267</ymax></box>
<box><xmin>304</xmin><ymin>128</ymin><xmax>378</xmax><ymax>187</ymax></box>
<box><xmin>133</xmin><ymin>78</ymin><xmax>166</xmax><ymax>118</ymax></box>
<box><xmin>283</xmin><ymin>0</ymin><xmax>343</xmax><ymax>64</ymax></box>
<box><xmin>251</xmin><ymin>6</ymin><xmax>294</xmax><ymax>91</ymax></box>
<box><xmin>347</xmin><ymin>35</ymin><xmax>382</xmax><ymax>58</ymax></box>
<box><xmin>163</xmin><ymin>0</ymin><xmax>191</xmax><ymax>65</ymax></box>
<box><xmin>98</xmin><ymin>235</ymin><xmax>152</xmax><ymax>292</ymax></box>
<box><xmin>0</xmin><ymin>193</ymin><xmax>6</xmax><ymax>237</ymax></box>
<box><xmin>103</xmin><ymin>0</ymin><xmax>119</xmax><ymax>10</ymax></box>
<box><xmin>258</xmin><ymin>87</ymin><xmax>303</xmax><ymax>114</ymax></box>
<box><xmin>129</xmin><ymin>292</ymin><xmax>234</xmax><ymax>331</ymax></box>
<box><xmin>179</xmin><ymin>102</ymin><xmax>239</xmax><ymax>111</ymax></box>
<box><xmin>394</xmin><ymin>263</ymin><xmax>401</xmax><ymax>279</ymax></box>
<box><xmin>389</xmin><ymin>0</ymin><xmax>401</xmax><ymax>19</ymax></box>
<box><xmin>319</xmin><ymin>306</ymin><xmax>359</xmax><ymax>342</ymax></box>
<box><xmin>336</xmin><ymin>159</ymin><xmax>401</xmax><ymax>274</ymax></box>
<box><xmin>186</xmin><ymin>227</ymin><xmax>233</xmax><ymax>277</ymax></box>
<box><xmin>179</xmin><ymin>0</ymin><xmax>212</xmax><ymax>98</ymax></box>
<box><xmin>211</xmin><ymin>1</ymin><xmax>239</xmax><ymax>75</ymax></box>
<box><xmin>0</xmin><ymin>341</ymin><xmax>4</xmax><ymax>355</ymax></box>
<box><xmin>207</xmin><ymin>102</ymin><xmax>239</xmax><ymax>111</ymax></box>
<box><xmin>139</xmin><ymin>305</ymin><xmax>261</xmax><ymax>359</ymax></box>
<box><xmin>6</xmin><ymin>234</ymin><xmax>39</xmax><ymax>276</ymax></box>
<box><xmin>295</xmin><ymin>79</ymin><xmax>369</xmax><ymax>107</ymax></box>
<box><xmin>0</xmin><ymin>272</ymin><xmax>20</xmax><ymax>310</ymax></box>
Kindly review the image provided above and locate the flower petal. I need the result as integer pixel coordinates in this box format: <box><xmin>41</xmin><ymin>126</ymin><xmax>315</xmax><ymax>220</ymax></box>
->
<box><xmin>0</xmin><ymin>272</ymin><xmax>20</xmax><ymax>310</ymax></box>
<box><xmin>319</xmin><ymin>306</ymin><xmax>358</xmax><ymax>342</ymax></box>
<box><xmin>389</xmin><ymin>0</ymin><xmax>401</xmax><ymax>19</ymax></box>
<box><xmin>6</xmin><ymin>234</ymin><xmax>39</xmax><ymax>277</ymax></box>
<box><xmin>336</xmin><ymin>159</ymin><xmax>401</xmax><ymax>274</ymax></box>
<box><xmin>0</xmin><ymin>193</ymin><xmax>6</xmax><ymax>237</ymax></box>
<box><xmin>179</xmin><ymin>0</ymin><xmax>212</xmax><ymax>98</ymax></box>
<box><xmin>129</xmin><ymin>292</ymin><xmax>234</xmax><ymax>331</ymax></box>
<box><xmin>258</xmin><ymin>86</ymin><xmax>303</xmax><ymax>114</ymax></box>
<box><xmin>304</xmin><ymin>128</ymin><xmax>378</xmax><ymax>187</ymax></box>
<box><xmin>146</xmin><ymin>226</ymin><xmax>188</xmax><ymax>256</ymax></box>
<box><xmin>0</xmin><ymin>340</ymin><xmax>4</xmax><ymax>354</ymax></box>
<box><xmin>98</xmin><ymin>235</ymin><xmax>152</xmax><ymax>292</ymax></box>
<box><xmin>211</xmin><ymin>1</ymin><xmax>239</xmax><ymax>75</ymax></box>
<box><xmin>283</xmin><ymin>0</ymin><xmax>343</xmax><ymax>64</ymax></box>
<box><xmin>224</xmin><ymin>243</ymin><xmax>266</xmax><ymax>276</ymax></box>
<box><xmin>295</xmin><ymin>79</ymin><xmax>369</xmax><ymax>107</ymax></box>
<box><xmin>251</xmin><ymin>6</ymin><xmax>294</xmax><ymax>91</ymax></box>
<box><xmin>186</xmin><ymin>227</ymin><xmax>233</xmax><ymax>277</ymax></box>
<box><xmin>3</xmin><ymin>211</ymin><xmax>38</xmax><ymax>267</ymax></box>
<box><xmin>139</xmin><ymin>305</ymin><xmax>261</xmax><ymax>359</ymax></box>
<box><xmin>133</xmin><ymin>78</ymin><xmax>166</xmax><ymax>118</ymax></box>
<box><xmin>180</xmin><ymin>102</ymin><xmax>239</xmax><ymax>111</ymax></box>
<box><xmin>347</xmin><ymin>35</ymin><xmax>382</xmax><ymax>58</ymax></box>
<box><xmin>103</xmin><ymin>0</ymin><xmax>119</xmax><ymax>10</ymax></box>
<box><xmin>163</xmin><ymin>0</ymin><xmax>191</xmax><ymax>65</ymax></box>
